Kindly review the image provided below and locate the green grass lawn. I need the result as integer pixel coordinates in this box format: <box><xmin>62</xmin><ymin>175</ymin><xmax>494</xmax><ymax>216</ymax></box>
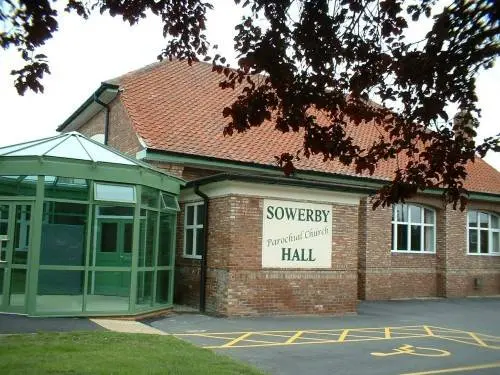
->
<box><xmin>0</xmin><ymin>331</ymin><xmax>266</xmax><ymax>375</ymax></box>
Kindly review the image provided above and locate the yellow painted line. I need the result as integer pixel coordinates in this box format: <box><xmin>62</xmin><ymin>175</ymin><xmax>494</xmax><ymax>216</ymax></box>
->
<box><xmin>190</xmin><ymin>334</ymin><xmax>243</xmax><ymax>341</ymax></box>
<box><xmin>251</xmin><ymin>332</ymin><xmax>296</xmax><ymax>339</ymax></box>
<box><xmin>385</xmin><ymin>327</ymin><xmax>391</xmax><ymax>339</ymax></box>
<box><xmin>342</xmin><ymin>334</ymin><xmax>386</xmax><ymax>339</ymax></box>
<box><xmin>433</xmin><ymin>335</ymin><xmax>486</xmax><ymax>347</ymax></box>
<box><xmin>285</xmin><ymin>330</ymin><xmax>303</xmax><ymax>344</ymax></box>
<box><xmin>474</xmin><ymin>333</ymin><xmax>500</xmax><ymax>340</ymax></box>
<box><xmin>175</xmin><ymin>330</ymin><xmax>305</xmax><ymax>336</ymax></box>
<box><xmin>221</xmin><ymin>332</ymin><xmax>253</xmax><ymax>347</ymax></box>
<box><xmin>423</xmin><ymin>326</ymin><xmax>434</xmax><ymax>336</ymax></box>
<box><xmin>400</xmin><ymin>361</ymin><xmax>500</xmax><ymax>375</ymax></box>
<box><xmin>234</xmin><ymin>338</ymin><xmax>283</xmax><ymax>345</ymax></box>
<box><xmin>206</xmin><ymin>334</ymin><xmax>432</xmax><ymax>349</ymax></box>
<box><xmin>468</xmin><ymin>332</ymin><xmax>488</xmax><ymax>347</ymax></box>
<box><xmin>427</xmin><ymin>326</ymin><xmax>475</xmax><ymax>334</ymax></box>
<box><xmin>337</xmin><ymin>329</ymin><xmax>349</xmax><ymax>342</ymax></box>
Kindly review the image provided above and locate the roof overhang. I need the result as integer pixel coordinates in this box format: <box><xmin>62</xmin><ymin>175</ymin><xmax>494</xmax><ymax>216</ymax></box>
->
<box><xmin>141</xmin><ymin>148</ymin><xmax>500</xmax><ymax>202</ymax></box>
<box><xmin>57</xmin><ymin>82</ymin><xmax>120</xmax><ymax>132</ymax></box>
<box><xmin>185</xmin><ymin>172</ymin><xmax>378</xmax><ymax>195</ymax></box>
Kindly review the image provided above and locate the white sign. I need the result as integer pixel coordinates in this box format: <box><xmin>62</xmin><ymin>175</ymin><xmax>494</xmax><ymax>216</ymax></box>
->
<box><xmin>262</xmin><ymin>199</ymin><xmax>332</xmax><ymax>268</ymax></box>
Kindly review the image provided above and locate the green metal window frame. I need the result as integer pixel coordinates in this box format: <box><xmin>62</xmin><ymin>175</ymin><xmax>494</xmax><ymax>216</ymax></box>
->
<box><xmin>0</xmin><ymin>156</ymin><xmax>182</xmax><ymax>317</ymax></box>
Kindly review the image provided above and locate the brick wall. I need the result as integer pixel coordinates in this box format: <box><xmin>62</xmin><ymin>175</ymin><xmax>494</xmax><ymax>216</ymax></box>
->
<box><xmin>77</xmin><ymin>95</ymin><xmax>142</xmax><ymax>156</ymax></box>
<box><xmin>176</xmin><ymin>194</ymin><xmax>359</xmax><ymax>316</ymax></box>
<box><xmin>443</xmin><ymin>200</ymin><xmax>500</xmax><ymax>297</ymax></box>
<box><xmin>358</xmin><ymin>196</ymin><xmax>500</xmax><ymax>300</ymax></box>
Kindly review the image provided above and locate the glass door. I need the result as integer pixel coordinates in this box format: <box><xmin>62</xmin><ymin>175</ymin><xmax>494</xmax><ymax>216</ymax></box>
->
<box><xmin>0</xmin><ymin>203</ymin><xmax>32</xmax><ymax>313</ymax></box>
<box><xmin>91</xmin><ymin>206</ymin><xmax>133</xmax><ymax>298</ymax></box>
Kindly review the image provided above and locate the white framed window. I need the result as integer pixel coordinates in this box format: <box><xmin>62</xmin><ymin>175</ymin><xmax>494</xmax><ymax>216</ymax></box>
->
<box><xmin>392</xmin><ymin>204</ymin><xmax>436</xmax><ymax>253</ymax></box>
<box><xmin>183</xmin><ymin>202</ymin><xmax>205</xmax><ymax>259</ymax></box>
<box><xmin>467</xmin><ymin>211</ymin><xmax>500</xmax><ymax>255</ymax></box>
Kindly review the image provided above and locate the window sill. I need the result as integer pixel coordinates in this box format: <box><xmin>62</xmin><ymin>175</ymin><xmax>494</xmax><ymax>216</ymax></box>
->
<box><xmin>391</xmin><ymin>250</ymin><xmax>436</xmax><ymax>255</ymax></box>
<box><xmin>183</xmin><ymin>255</ymin><xmax>202</xmax><ymax>260</ymax></box>
<box><xmin>467</xmin><ymin>253</ymin><xmax>500</xmax><ymax>256</ymax></box>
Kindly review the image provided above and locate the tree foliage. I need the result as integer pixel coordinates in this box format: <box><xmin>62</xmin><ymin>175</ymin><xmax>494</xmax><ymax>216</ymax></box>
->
<box><xmin>1</xmin><ymin>0</ymin><xmax>499</xmax><ymax>209</ymax></box>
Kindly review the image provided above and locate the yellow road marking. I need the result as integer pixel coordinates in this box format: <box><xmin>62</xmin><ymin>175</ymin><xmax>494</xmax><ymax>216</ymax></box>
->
<box><xmin>385</xmin><ymin>327</ymin><xmax>391</xmax><ymax>339</ymax></box>
<box><xmin>372</xmin><ymin>344</ymin><xmax>450</xmax><ymax>358</ymax></box>
<box><xmin>252</xmin><ymin>332</ymin><xmax>296</xmax><ymax>339</ymax></box>
<box><xmin>194</xmin><ymin>334</ymin><xmax>242</xmax><ymax>341</ymax></box>
<box><xmin>401</xmin><ymin>361</ymin><xmax>500</xmax><ymax>375</ymax></box>
<box><xmin>469</xmin><ymin>332</ymin><xmax>488</xmax><ymax>347</ymax></box>
<box><xmin>423</xmin><ymin>326</ymin><xmax>434</xmax><ymax>336</ymax></box>
<box><xmin>285</xmin><ymin>330</ymin><xmax>303</xmax><ymax>344</ymax></box>
<box><xmin>222</xmin><ymin>332</ymin><xmax>252</xmax><ymax>347</ymax></box>
<box><xmin>433</xmin><ymin>335</ymin><xmax>486</xmax><ymax>347</ymax></box>
<box><xmin>175</xmin><ymin>325</ymin><xmax>500</xmax><ymax>350</ymax></box>
<box><xmin>207</xmin><ymin>334</ymin><xmax>431</xmax><ymax>349</ymax></box>
<box><xmin>337</xmin><ymin>329</ymin><xmax>349</xmax><ymax>342</ymax></box>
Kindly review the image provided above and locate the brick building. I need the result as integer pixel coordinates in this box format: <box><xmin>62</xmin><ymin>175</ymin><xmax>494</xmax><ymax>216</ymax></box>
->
<box><xmin>58</xmin><ymin>60</ymin><xmax>500</xmax><ymax>316</ymax></box>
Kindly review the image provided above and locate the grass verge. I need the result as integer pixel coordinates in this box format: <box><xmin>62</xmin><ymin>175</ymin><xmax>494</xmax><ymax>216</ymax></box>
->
<box><xmin>0</xmin><ymin>331</ymin><xmax>266</xmax><ymax>375</ymax></box>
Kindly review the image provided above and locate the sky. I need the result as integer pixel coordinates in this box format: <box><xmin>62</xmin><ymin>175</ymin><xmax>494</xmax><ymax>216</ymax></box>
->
<box><xmin>1</xmin><ymin>1</ymin><xmax>499</xmax><ymax>171</ymax></box>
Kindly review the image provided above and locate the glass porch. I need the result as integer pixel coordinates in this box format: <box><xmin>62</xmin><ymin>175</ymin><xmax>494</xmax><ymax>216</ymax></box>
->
<box><xmin>0</xmin><ymin>133</ymin><xmax>183</xmax><ymax>317</ymax></box>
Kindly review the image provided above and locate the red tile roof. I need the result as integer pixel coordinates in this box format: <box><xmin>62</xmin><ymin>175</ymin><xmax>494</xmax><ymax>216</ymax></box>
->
<box><xmin>114</xmin><ymin>59</ymin><xmax>500</xmax><ymax>195</ymax></box>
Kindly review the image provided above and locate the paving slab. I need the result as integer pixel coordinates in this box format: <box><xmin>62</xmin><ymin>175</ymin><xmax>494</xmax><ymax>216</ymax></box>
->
<box><xmin>91</xmin><ymin>318</ymin><xmax>167</xmax><ymax>335</ymax></box>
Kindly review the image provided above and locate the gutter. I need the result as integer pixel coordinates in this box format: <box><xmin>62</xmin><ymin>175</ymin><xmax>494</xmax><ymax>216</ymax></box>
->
<box><xmin>186</xmin><ymin>172</ymin><xmax>378</xmax><ymax>195</ymax></box>
<box><xmin>57</xmin><ymin>82</ymin><xmax>119</xmax><ymax>132</ymax></box>
<box><xmin>193</xmin><ymin>185</ymin><xmax>209</xmax><ymax>313</ymax></box>
<box><xmin>93</xmin><ymin>94</ymin><xmax>110</xmax><ymax>145</ymax></box>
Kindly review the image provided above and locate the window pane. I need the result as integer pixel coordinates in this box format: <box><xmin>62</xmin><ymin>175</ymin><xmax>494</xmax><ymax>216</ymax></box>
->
<box><xmin>9</xmin><ymin>269</ymin><xmax>26</xmax><ymax>307</ymax></box>
<box><xmin>492</xmin><ymin>232</ymin><xmax>499</xmax><ymax>253</ymax></box>
<box><xmin>394</xmin><ymin>204</ymin><xmax>408</xmax><ymax>222</ymax></box>
<box><xmin>45</xmin><ymin>176</ymin><xmax>89</xmax><ymax>201</ymax></box>
<box><xmin>100</xmin><ymin>223</ymin><xmax>118</xmax><ymax>252</ymax></box>
<box><xmin>479</xmin><ymin>213</ymin><xmax>489</xmax><ymax>228</ymax></box>
<box><xmin>468</xmin><ymin>211</ymin><xmax>477</xmax><ymax>227</ymax></box>
<box><xmin>196</xmin><ymin>228</ymin><xmax>204</xmax><ymax>257</ymax></box>
<box><xmin>37</xmin><ymin>270</ymin><xmax>84</xmax><ymax>313</ymax></box>
<box><xmin>13</xmin><ymin>205</ymin><xmax>31</xmax><ymax>265</ymax></box>
<box><xmin>196</xmin><ymin>204</ymin><xmax>205</xmax><ymax>225</ymax></box>
<box><xmin>424</xmin><ymin>209</ymin><xmax>434</xmax><ymax>224</ymax></box>
<box><xmin>41</xmin><ymin>202</ymin><xmax>87</xmax><ymax>266</ymax></box>
<box><xmin>397</xmin><ymin>224</ymin><xmax>408</xmax><ymax>251</ymax></box>
<box><xmin>186</xmin><ymin>206</ymin><xmax>194</xmax><ymax>225</ymax></box>
<box><xmin>136</xmin><ymin>271</ymin><xmax>153</xmax><ymax>309</ymax></box>
<box><xmin>0</xmin><ymin>269</ymin><xmax>3</xmax><ymax>305</ymax></box>
<box><xmin>95</xmin><ymin>183</ymin><xmax>135</xmax><ymax>203</ymax></box>
<box><xmin>123</xmin><ymin>223</ymin><xmax>133</xmax><ymax>253</ymax></box>
<box><xmin>157</xmin><ymin>212</ymin><xmax>174</xmax><ymax>266</ymax></box>
<box><xmin>491</xmin><ymin>215</ymin><xmax>499</xmax><ymax>229</ymax></box>
<box><xmin>468</xmin><ymin>229</ymin><xmax>478</xmax><ymax>253</ymax></box>
<box><xmin>156</xmin><ymin>270</ymin><xmax>171</xmax><ymax>305</ymax></box>
<box><xmin>161</xmin><ymin>193</ymin><xmax>179</xmax><ymax>211</ymax></box>
<box><xmin>145</xmin><ymin>211</ymin><xmax>157</xmax><ymax>267</ymax></box>
<box><xmin>141</xmin><ymin>186</ymin><xmax>158</xmax><ymax>208</ymax></box>
<box><xmin>410</xmin><ymin>205</ymin><xmax>422</xmax><ymax>223</ymax></box>
<box><xmin>410</xmin><ymin>225</ymin><xmax>421</xmax><ymax>251</ymax></box>
<box><xmin>0</xmin><ymin>175</ymin><xmax>37</xmax><ymax>196</ymax></box>
<box><xmin>86</xmin><ymin>271</ymin><xmax>130</xmax><ymax>312</ymax></box>
<box><xmin>391</xmin><ymin>223</ymin><xmax>395</xmax><ymax>250</ymax></box>
<box><xmin>480</xmin><ymin>230</ymin><xmax>489</xmax><ymax>253</ymax></box>
<box><xmin>98</xmin><ymin>206</ymin><xmax>134</xmax><ymax>217</ymax></box>
<box><xmin>185</xmin><ymin>228</ymin><xmax>194</xmax><ymax>255</ymax></box>
<box><xmin>424</xmin><ymin>226</ymin><xmax>434</xmax><ymax>252</ymax></box>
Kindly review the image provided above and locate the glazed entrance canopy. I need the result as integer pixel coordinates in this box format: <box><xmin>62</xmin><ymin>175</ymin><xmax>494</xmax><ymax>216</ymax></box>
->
<box><xmin>0</xmin><ymin>132</ymin><xmax>185</xmax><ymax>317</ymax></box>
